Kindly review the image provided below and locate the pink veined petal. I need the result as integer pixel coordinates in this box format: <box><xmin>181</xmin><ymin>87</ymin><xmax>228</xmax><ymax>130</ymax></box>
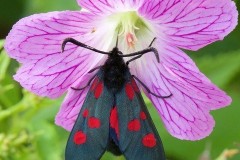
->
<box><xmin>133</xmin><ymin>43</ymin><xmax>231</xmax><ymax>140</ymax></box>
<box><xmin>5</xmin><ymin>11</ymin><xmax>105</xmax><ymax>98</ymax></box>
<box><xmin>139</xmin><ymin>0</ymin><xmax>238</xmax><ymax>51</ymax></box>
<box><xmin>78</xmin><ymin>0</ymin><xmax>145</xmax><ymax>15</ymax></box>
<box><xmin>5</xmin><ymin>11</ymin><xmax>97</xmax><ymax>62</ymax></box>
<box><xmin>55</xmin><ymin>56</ymin><xmax>107</xmax><ymax>130</ymax></box>
<box><xmin>55</xmin><ymin>75</ymin><xmax>90</xmax><ymax>131</ymax></box>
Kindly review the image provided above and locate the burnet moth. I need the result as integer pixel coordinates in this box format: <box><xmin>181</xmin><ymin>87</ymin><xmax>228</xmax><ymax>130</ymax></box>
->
<box><xmin>62</xmin><ymin>37</ymin><xmax>172</xmax><ymax>160</ymax></box>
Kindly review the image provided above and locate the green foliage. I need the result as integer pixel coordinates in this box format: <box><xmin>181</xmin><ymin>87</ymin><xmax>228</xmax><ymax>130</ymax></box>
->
<box><xmin>23</xmin><ymin>0</ymin><xmax>80</xmax><ymax>15</ymax></box>
<box><xmin>0</xmin><ymin>41</ymin><xmax>68</xmax><ymax>160</ymax></box>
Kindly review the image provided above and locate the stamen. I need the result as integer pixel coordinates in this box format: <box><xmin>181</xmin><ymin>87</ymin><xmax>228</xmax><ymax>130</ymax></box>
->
<box><xmin>126</xmin><ymin>33</ymin><xmax>135</xmax><ymax>49</ymax></box>
<box><xmin>107</xmin><ymin>11</ymin><xmax>151</xmax><ymax>50</ymax></box>
<box><xmin>91</xmin><ymin>28</ymin><xmax>96</xmax><ymax>33</ymax></box>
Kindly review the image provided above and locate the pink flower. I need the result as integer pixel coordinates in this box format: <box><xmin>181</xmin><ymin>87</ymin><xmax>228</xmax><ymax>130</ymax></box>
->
<box><xmin>5</xmin><ymin>0</ymin><xmax>238</xmax><ymax>140</ymax></box>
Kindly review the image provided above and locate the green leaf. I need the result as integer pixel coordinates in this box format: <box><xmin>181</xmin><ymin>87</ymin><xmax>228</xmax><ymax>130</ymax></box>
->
<box><xmin>23</xmin><ymin>0</ymin><xmax>80</xmax><ymax>15</ymax></box>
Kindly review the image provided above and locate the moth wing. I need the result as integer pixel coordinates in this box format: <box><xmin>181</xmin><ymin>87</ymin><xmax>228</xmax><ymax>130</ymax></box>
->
<box><xmin>65</xmin><ymin>72</ymin><xmax>114</xmax><ymax>160</ymax></box>
<box><xmin>115</xmin><ymin>73</ymin><xmax>165</xmax><ymax>160</ymax></box>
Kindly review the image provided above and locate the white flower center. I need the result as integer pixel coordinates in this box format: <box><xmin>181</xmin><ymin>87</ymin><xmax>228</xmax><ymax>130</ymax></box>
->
<box><xmin>107</xmin><ymin>11</ymin><xmax>154</xmax><ymax>50</ymax></box>
<box><xmin>87</xmin><ymin>11</ymin><xmax>159</xmax><ymax>55</ymax></box>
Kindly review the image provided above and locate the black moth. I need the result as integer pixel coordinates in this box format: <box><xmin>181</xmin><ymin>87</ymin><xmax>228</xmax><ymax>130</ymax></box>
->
<box><xmin>62</xmin><ymin>37</ymin><xmax>171</xmax><ymax>160</ymax></box>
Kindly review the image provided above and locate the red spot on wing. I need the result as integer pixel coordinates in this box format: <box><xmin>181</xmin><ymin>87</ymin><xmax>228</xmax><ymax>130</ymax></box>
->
<box><xmin>110</xmin><ymin>106</ymin><xmax>119</xmax><ymax>138</ymax></box>
<box><xmin>131</xmin><ymin>78</ymin><xmax>140</xmax><ymax>92</ymax></box>
<box><xmin>128</xmin><ymin>119</ymin><xmax>141</xmax><ymax>131</ymax></box>
<box><xmin>74</xmin><ymin>131</ymin><xmax>87</xmax><ymax>145</ymax></box>
<box><xmin>88</xmin><ymin>117</ymin><xmax>101</xmax><ymax>128</ymax></box>
<box><xmin>94</xmin><ymin>82</ymin><xmax>103</xmax><ymax>99</ymax></box>
<box><xmin>90</xmin><ymin>77</ymin><xmax>99</xmax><ymax>91</ymax></box>
<box><xmin>140</xmin><ymin>111</ymin><xmax>147</xmax><ymax>120</ymax></box>
<box><xmin>125</xmin><ymin>83</ymin><xmax>135</xmax><ymax>100</ymax></box>
<box><xmin>142</xmin><ymin>133</ymin><xmax>156</xmax><ymax>148</ymax></box>
<box><xmin>82</xmin><ymin>109</ymin><xmax>89</xmax><ymax>118</ymax></box>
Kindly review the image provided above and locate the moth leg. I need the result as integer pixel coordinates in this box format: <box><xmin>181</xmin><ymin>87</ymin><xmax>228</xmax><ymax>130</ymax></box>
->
<box><xmin>62</xmin><ymin>38</ymin><xmax>110</xmax><ymax>55</ymax></box>
<box><xmin>88</xmin><ymin>66</ymin><xmax>102</xmax><ymax>73</ymax></box>
<box><xmin>121</xmin><ymin>47</ymin><xmax>159</xmax><ymax>63</ymax></box>
<box><xmin>71</xmin><ymin>74</ymin><xmax>97</xmax><ymax>91</ymax></box>
<box><xmin>132</xmin><ymin>75</ymin><xmax>172</xmax><ymax>98</ymax></box>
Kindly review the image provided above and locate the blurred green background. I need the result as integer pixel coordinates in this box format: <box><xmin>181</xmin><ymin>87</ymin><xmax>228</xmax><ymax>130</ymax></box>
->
<box><xmin>0</xmin><ymin>0</ymin><xmax>239</xmax><ymax>160</ymax></box>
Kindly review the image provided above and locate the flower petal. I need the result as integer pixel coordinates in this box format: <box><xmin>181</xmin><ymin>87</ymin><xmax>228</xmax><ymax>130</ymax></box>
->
<box><xmin>5</xmin><ymin>11</ymin><xmax>105</xmax><ymax>98</ymax></box>
<box><xmin>55</xmin><ymin>75</ymin><xmax>90</xmax><ymax>131</ymax></box>
<box><xmin>139</xmin><ymin>0</ymin><xmax>238</xmax><ymax>51</ymax></box>
<box><xmin>78</xmin><ymin>0</ymin><xmax>144</xmax><ymax>15</ymax></box>
<box><xmin>55</xmin><ymin>55</ymin><xmax>107</xmax><ymax>130</ymax></box>
<box><xmin>5</xmin><ymin>11</ymin><xmax>97</xmax><ymax>63</ymax></box>
<box><xmin>133</xmin><ymin>44</ymin><xmax>231</xmax><ymax>140</ymax></box>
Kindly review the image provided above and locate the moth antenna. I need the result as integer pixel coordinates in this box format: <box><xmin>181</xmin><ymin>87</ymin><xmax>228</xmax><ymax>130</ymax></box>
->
<box><xmin>149</xmin><ymin>47</ymin><xmax>160</xmax><ymax>63</ymax></box>
<box><xmin>61</xmin><ymin>38</ymin><xmax>110</xmax><ymax>55</ymax></box>
<box><xmin>120</xmin><ymin>47</ymin><xmax>160</xmax><ymax>64</ymax></box>
<box><xmin>61</xmin><ymin>38</ymin><xmax>70</xmax><ymax>52</ymax></box>
<box><xmin>149</xmin><ymin>37</ymin><xmax>157</xmax><ymax>47</ymax></box>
